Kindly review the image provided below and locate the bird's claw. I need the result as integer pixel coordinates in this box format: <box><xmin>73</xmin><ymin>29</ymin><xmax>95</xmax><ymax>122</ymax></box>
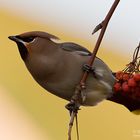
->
<box><xmin>82</xmin><ymin>64</ymin><xmax>97</xmax><ymax>79</ymax></box>
<box><xmin>65</xmin><ymin>101</ymin><xmax>80</xmax><ymax>115</ymax></box>
<box><xmin>82</xmin><ymin>64</ymin><xmax>95</xmax><ymax>73</ymax></box>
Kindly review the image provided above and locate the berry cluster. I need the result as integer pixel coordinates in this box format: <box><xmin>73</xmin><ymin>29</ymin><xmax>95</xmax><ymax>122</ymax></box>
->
<box><xmin>114</xmin><ymin>71</ymin><xmax>140</xmax><ymax>101</ymax></box>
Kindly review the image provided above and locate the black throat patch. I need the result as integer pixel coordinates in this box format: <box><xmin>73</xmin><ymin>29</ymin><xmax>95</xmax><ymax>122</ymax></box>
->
<box><xmin>16</xmin><ymin>42</ymin><xmax>28</xmax><ymax>60</ymax></box>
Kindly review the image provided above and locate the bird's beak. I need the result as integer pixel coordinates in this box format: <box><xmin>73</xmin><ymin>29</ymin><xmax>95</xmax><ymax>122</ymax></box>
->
<box><xmin>8</xmin><ymin>35</ymin><xmax>28</xmax><ymax>60</ymax></box>
<box><xmin>8</xmin><ymin>36</ymin><xmax>20</xmax><ymax>42</ymax></box>
<box><xmin>8</xmin><ymin>36</ymin><xmax>27</xmax><ymax>46</ymax></box>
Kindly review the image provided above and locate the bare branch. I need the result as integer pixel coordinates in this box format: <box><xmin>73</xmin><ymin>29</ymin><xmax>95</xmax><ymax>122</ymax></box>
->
<box><xmin>67</xmin><ymin>0</ymin><xmax>120</xmax><ymax>140</ymax></box>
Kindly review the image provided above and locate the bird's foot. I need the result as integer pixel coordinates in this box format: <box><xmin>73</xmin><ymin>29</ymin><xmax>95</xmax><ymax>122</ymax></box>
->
<box><xmin>82</xmin><ymin>64</ymin><xmax>97</xmax><ymax>77</ymax></box>
<box><xmin>82</xmin><ymin>64</ymin><xmax>94</xmax><ymax>72</ymax></box>
<box><xmin>65</xmin><ymin>101</ymin><xmax>80</xmax><ymax>115</ymax></box>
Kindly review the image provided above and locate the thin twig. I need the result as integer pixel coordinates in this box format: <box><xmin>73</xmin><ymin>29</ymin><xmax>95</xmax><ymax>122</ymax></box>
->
<box><xmin>80</xmin><ymin>0</ymin><xmax>120</xmax><ymax>86</ymax></box>
<box><xmin>68</xmin><ymin>111</ymin><xmax>79</xmax><ymax>140</ymax></box>
<box><xmin>92</xmin><ymin>20</ymin><xmax>104</xmax><ymax>34</ymax></box>
<box><xmin>75</xmin><ymin>113</ymin><xmax>79</xmax><ymax>140</ymax></box>
<box><xmin>67</xmin><ymin>0</ymin><xmax>120</xmax><ymax>140</ymax></box>
<box><xmin>68</xmin><ymin>111</ymin><xmax>76</xmax><ymax>140</ymax></box>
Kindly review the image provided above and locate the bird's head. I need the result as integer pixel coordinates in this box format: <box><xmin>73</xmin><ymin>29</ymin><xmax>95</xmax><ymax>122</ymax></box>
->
<box><xmin>8</xmin><ymin>31</ymin><xmax>60</xmax><ymax>61</ymax></box>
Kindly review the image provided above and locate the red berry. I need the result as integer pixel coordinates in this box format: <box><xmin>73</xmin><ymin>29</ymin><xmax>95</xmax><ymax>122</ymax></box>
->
<box><xmin>116</xmin><ymin>71</ymin><xmax>123</xmax><ymax>80</ymax></box>
<box><xmin>128</xmin><ymin>78</ymin><xmax>137</xmax><ymax>87</ymax></box>
<box><xmin>133</xmin><ymin>74</ymin><xmax>140</xmax><ymax>82</ymax></box>
<box><xmin>122</xmin><ymin>82</ymin><xmax>130</xmax><ymax>92</ymax></box>
<box><xmin>131</xmin><ymin>87</ymin><xmax>140</xmax><ymax>101</ymax></box>
<box><xmin>123</xmin><ymin>73</ymin><xmax>130</xmax><ymax>81</ymax></box>
<box><xmin>114</xmin><ymin>82</ymin><xmax>122</xmax><ymax>92</ymax></box>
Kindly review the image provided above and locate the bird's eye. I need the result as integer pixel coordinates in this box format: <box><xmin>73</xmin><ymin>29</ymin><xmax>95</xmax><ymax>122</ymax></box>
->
<box><xmin>16</xmin><ymin>36</ymin><xmax>36</xmax><ymax>43</ymax></box>
<box><xmin>22</xmin><ymin>37</ymin><xmax>35</xmax><ymax>43</ymax></box>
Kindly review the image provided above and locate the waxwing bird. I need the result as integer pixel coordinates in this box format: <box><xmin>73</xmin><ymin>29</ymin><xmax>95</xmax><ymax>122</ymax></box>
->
<box><xmin>8</xmin><ymin>31</ymin><xmax>115</xmax><ymax>106</ymax></box>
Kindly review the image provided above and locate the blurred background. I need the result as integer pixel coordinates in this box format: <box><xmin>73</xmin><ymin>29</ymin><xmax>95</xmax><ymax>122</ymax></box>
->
<box><xmin>0</xmin><ymin>0</ymin><xmax>140</xmax><ymax>140</ymax></box>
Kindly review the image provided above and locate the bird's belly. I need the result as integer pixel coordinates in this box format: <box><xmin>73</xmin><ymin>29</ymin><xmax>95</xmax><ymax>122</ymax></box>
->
<box><xmin>38</xmin><ymin>78</ymin><xmax>114</xmax><ymax>106</ymax></box>
<box><xmin>37</xmin><ymin>80</ymin><xmax>75</xmax><ymax>100</ymax></box>
<box><xmin>82</xmin><ymin>90</ymin><xmax>110</xmax><ymax>106</ymax></box>
<box><xmin>82</xmin><ymin>79</ymin><xmax>113</xmax><ymax>106</ymax></box>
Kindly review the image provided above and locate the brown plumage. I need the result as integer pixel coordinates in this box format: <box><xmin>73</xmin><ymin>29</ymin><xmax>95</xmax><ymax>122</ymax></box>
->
<box><xmin>9</xmin><ymin>31</ymin><xmax>115</xmax><ymax>106</ymax></box>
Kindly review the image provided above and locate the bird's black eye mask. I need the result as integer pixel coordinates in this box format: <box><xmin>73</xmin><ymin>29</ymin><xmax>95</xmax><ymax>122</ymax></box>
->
<box><xmin>16</xmin><ymin>35</ymin><xmax>36</xmax><ymax>43</ymax></box>
<box><xmin>16</xmin><ymin>41</ymin><xmax>28</xmax><ymax>61</ymax></box>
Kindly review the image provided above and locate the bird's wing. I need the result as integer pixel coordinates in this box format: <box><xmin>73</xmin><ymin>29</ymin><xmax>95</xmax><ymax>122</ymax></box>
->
<box><xmin>60</xmin><ymin>42</ymin><xmax>91</xmax><ymax>56</ymax></box>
